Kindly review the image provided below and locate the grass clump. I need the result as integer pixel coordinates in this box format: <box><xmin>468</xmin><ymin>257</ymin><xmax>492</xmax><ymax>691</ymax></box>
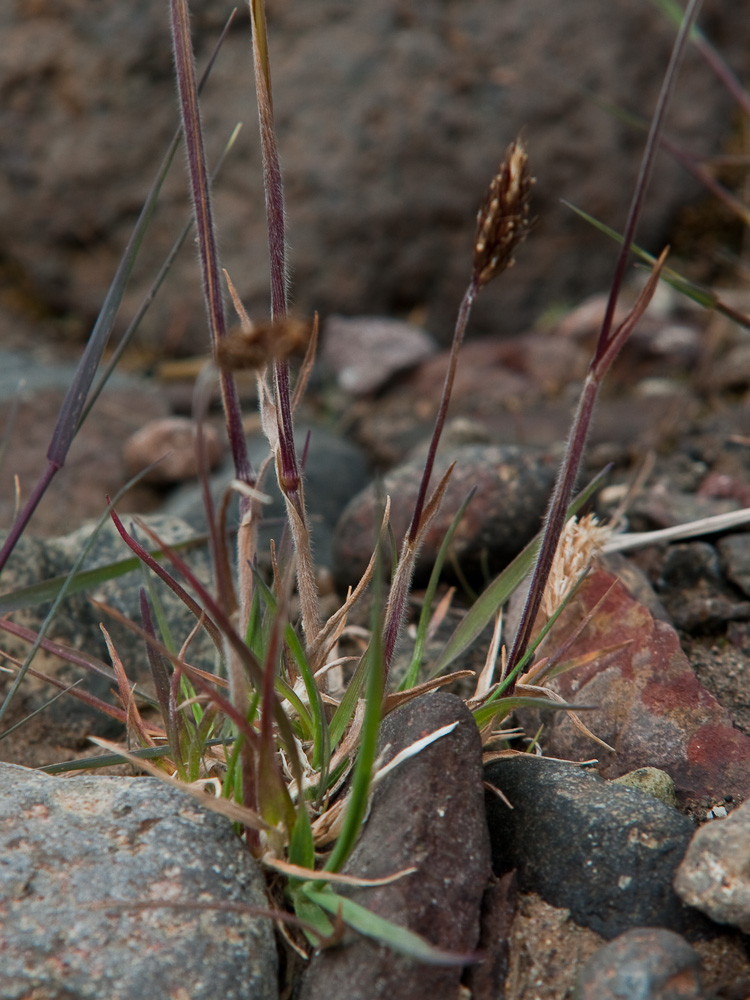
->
<box><xmin>2</xmin><ymin>0</ymin><xmax>748</xmax><ymax>973</ymax></box>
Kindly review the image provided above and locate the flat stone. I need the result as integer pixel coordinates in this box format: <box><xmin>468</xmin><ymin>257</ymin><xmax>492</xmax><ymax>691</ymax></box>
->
<box><xmin>0</xmin><ymin>762</ymin><xmax>278</xmax><ymax>1000</ymax></box>
<box><xmin>484</xmin><ymin>756</ymin><xmax>696</xmax><ymax>939</ymax></box>
<box><xmin>675</xmin><ymin>798</ymin><xmax>750</xmax><ymax>934</ymax></box>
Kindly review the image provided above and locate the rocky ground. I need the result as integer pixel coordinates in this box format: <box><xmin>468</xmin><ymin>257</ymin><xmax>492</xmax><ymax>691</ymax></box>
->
<box><xmin>1</xmin><ymin>279</ymin><xmax>750</xmax><ymax>998</ymax></box>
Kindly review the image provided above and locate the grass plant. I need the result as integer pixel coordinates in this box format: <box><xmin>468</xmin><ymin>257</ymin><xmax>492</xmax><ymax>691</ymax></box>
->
<box><xmin>1</xmin><ymin>0</ymin><xmax>748</xmax><ymax>977</ymax></box>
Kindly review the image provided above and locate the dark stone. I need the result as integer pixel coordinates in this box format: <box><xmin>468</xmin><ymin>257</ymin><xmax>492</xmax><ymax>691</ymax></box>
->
<box><xmin>298</xmin><ymin>692</ymin><xmax>490</xmax><ymax>1000</ymax></box>
<box><xmin>0</xmin><ymin>762</ymin><xmax>278</xmax><ymax>1000</ymax></box>
<box><xmin>573</xmin><ymin>928</ymin><xmax>703</xmax><ymax>1000</ymax></box>
<box><xmin>464</xmin><ymin>872</ymin><xmax>519</xmax><ymax>1000</ymax></box>
<box><xmin>718</xmin><ymin>534</ymin><xmax>750</xmax><ymax>600</ymax></box>
<box><xmin>332</xmin><ymin>443</ymin><xmax>557</xmax><ymax>590</ymax></box>
<box><xmin>484</xmin><ymin>756</ymin><xmax>696</xmax><ymax>939</ymax></box>
<box><xmin>657</xmin><ymin>542</ymin><xmax>750</xmax><ymax>633</ymax></box>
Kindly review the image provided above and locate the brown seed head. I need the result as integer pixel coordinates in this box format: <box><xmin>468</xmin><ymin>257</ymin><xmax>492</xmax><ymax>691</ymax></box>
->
<box><xmin>473</xmin><ymin>137</ymin><xmax>534</xmax><ymax>290</ymax></box>
<box><xmin>215</xmin><ymin>316</ymin><xmax>312</xmax><ymax>371</ymax></box>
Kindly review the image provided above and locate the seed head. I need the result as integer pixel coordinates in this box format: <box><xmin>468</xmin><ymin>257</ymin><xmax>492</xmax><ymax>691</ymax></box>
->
<box><xmin>541</xmin><ymin>514</ymin><xmax>612</xmax><ymax>620</ymax></box>
<box><xmin>473</xmin><ymin>137</ymin><xmax>534</xmax><ymax>289</ymax></box>
<box><xmin>215</xmin><ymin>316</ymin><xmax>312</xmax><ymax>370</ymax></box>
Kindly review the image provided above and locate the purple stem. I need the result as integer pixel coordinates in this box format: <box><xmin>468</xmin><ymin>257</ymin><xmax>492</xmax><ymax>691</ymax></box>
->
<box><xmin>506</xmin><ymin>0</ymin><xmax>704</xmax><ymax>679</ymax></box>
<box><xmin>407</xmin><ymin>281</ymin><xmax>477</xmax><ymax>544</ymax></box>
<box><xmin>170</xmin><ymin>0</ymin><xmax>252</xmax><ymax>491</ymax></box>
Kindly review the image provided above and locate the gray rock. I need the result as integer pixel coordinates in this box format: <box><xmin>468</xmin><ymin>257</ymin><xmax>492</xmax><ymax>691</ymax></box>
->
<box><xmin>298</xmin><ymin>692</ymin><xmax>490</xmax><ymax>1000</ymax></box>
<box><xmin>333</xmin><ymin>443</ymin><xmax>558</xmax><ymax>589</ymax></box>
<box><xmin>0</xmin><ymin>513</ymin><xmax>215</xmax><ymax>767</ymax></box>
<box><xmin>43</xmin><ymin>512</ymin><xmax>216</xmax><ymax>679</ymax></box>
<box><xmin>718</xmin><ymin>533</ymin><xmax>750</xmax><ymax>599</ymax></box>
<box><xmin>484</xmin><ymin>756</ymin><xmax>696</xmax><ymax>939</ymax></box>
<box><xmin>164</xmin><ymin>424</ymin><xmax>369</xmax><ymax>571</ymax></box>
<box><xmin>0</xmin><ymin>1</ymin><xmax>745</xmax><ymax>351</ymax></box>
<box><xmin>657</xmin><ymin>541</ymin><xmax>750</xmax><ymax>633</ymax></box>
<box><xmin>675</xmin><ymin>798</ymin><xmax>750</xmax><ymax>934</ymax></box>
<box><xmin>0</xmin><ymin>761</ymin><xmax>277</xmax><ymax>1000</ymax></box>
<box><xmin>573</xmin><ymin>928</ymin><xmax>703</xmax><ymax>1000</ymax></box>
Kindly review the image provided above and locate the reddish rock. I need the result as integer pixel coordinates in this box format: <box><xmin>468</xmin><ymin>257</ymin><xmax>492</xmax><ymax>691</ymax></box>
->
<box><xmin>520</xmin><ymin>566</ymin><xmax>750</xmax><ymax>807</ymax></box>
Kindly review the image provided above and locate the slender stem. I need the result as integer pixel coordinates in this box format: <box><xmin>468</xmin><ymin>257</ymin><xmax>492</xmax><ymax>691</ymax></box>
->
<box><xmin>171</xmin><ymin>0</ymin><xmax>252</xmax><ymax>488</ymax></box>
<box><xmin>506</xmin><ymin>376</ymin><xmax>597</xmax><ymax>675</ymax></box>
<box><xmin>407</xmin><ymin>280</ymin><xmax>477</xmax><ymax>544</ymax></box>
<box><xmin>595</xmin><ymin>0</ymin><xmax>704</xmax><ymax>365</ymax></box>
<box><xmin>505</xmin><ymin>1</ymin><xmax>703</xmax><ymax>680</ymax></box>
<box><xmin>0</xmin><ymin>463</ymin><xmax>57</xmax><ymax>573</ymax></box>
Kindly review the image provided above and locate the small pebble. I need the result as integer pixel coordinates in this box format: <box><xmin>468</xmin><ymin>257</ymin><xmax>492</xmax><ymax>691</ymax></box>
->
<box><xmin>123</xmin><ymin>416</ymin><xmax>224</xmax><ymax>483</ymax></box>
<box><xmin>675</xmin><ymin>798</ymin><xmax>750</xmax><ymax>933</ymax></box>
<box><xmin>574</xmin><ymin>927</ymin><xmax>703</xmax><ymax>1000</ymax></box>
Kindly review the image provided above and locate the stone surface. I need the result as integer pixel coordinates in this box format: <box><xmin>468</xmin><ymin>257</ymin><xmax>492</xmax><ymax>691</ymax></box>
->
<box><xmin>675</xmin><ymin>798</ymin><xmax>750</xmax><ymax>934</ymax></box>
<box><xmin>718</xmin><ymin>533</ymin><xmax>750</xmax><ymax>599</ymax></box>
<box><xmin>298</xmin><ymin>692</ymin><xmax>490</xmax><ymax>1000</ymax></box>
<box><xmin>464</xmin><ymin>872</ymin><xmax>518</xmax><ymax>1000</ymax></box>
<box><xmin>0</xmin><ymin>514</ymin><xmax>215</xmax><ymax>768</ymax></box>
<box><xmin>484</xmin><ymin>756</ymin><xmax>696</xmax><ymax>939</ymax></box>
<box><xmin>656</xmin><ymin>541</ymin><xmax>750</xmax><ymax>633</ymax></box>
<box><xmin>0</xmin><ymin>762</ymin><xmax>277</xmax><ymax>1000</ymax></box>
<box><xmin>123</xmin><ymin>416</ymin><xmax>225</xmax><ymax>483</ymax></box>
<box><xmin>573</xmin><ymin>928</ymin><xmax>703</xmax><ymax>1000</ymax></box>
<box><xmin>321</xmin><ymin>315</ymin><xmax>437</xmax><ymax>395</ymax></box>
<box><xmin>517</xmin><ymin>567</ymin><xmax>750</xmax><ymax>808</ymax></box>
<box><xmin>332</xmin><ymin>443</ymin><xmax>558</xmax><ymax>589</ymax></box>
<box><xmin>1</xmin><ymin>1</ymin><xmax>745</xmax><ymax>353</ymax></box>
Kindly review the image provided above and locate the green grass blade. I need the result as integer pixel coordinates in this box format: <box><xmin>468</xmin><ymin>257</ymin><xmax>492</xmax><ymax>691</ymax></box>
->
<box><xmin>473</xmin><ymin>695</ymin><xmax>593</xmax><ymax>730</ymax></box>
<box><xmin>327</xmin><ymin>644</ymin><xmax>370</xmax><ymax>752</ymax></box>
<box><xmin>0</xmin><ymin>535</ymin><xmax>207</xmax><ymax>616</ymax></box>
<box><xmin>563</xmin><ymin>201</ymin><xmax>750</xmax><ymax>329</ymax></box>
<box><xmin>288</xmin><ymin>802</ymin><xmax>315</xmax><ymax>873</ymax></box>
<box><xmin>300</xmin><ymin>884</ymin><xmax>476</xmax><ymax>965</ymax></box>
<box><xmin>431</xmin><ymin>472</ymin><xmax>607</xmax><ymax>678</ymax></box>
<box><xmin>36</xmin><ymin>735</ymin><xmax>234</xmax><ymax>774</ymax></box>
<box><xmin>399</xmin><ymin>489</ymin><xmax>475</xmax><ymax>691</ymax></box>
<box><xmin>324</xmin><ymin>574</ymin><xmax>384</xmax><ymax>873</ymax></box>
<box><xmin>250</xmin><ymin>568</ymin><xmax>329</xmax><ymax>781</ymax></box>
